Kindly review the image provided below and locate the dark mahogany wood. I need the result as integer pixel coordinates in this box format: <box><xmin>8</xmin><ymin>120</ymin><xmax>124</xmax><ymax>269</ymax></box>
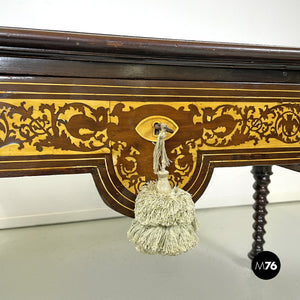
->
<box><xmin>248</xmin><ymin>166</ymin><xmax>273</xmax><ymax>260</ymax></box>
<box><xmin>1</xmin><ymin>27</ymin><xmax>300</xmax><ymax>64</ymax></box>
<box><xmin>1</xmin><ymin>27</ymin><xmax>300</xmax><ymax>82</ymax></box>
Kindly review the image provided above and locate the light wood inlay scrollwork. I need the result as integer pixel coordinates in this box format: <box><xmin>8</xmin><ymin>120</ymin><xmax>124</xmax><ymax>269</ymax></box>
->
<box><xmin>1</xmin><ymin>80</ymin><xmax>300</xmax><ymax>216</ymax></box>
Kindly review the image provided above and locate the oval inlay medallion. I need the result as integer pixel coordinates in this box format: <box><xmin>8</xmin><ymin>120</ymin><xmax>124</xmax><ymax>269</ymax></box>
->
<box><xmin>135</xmin><ymin>115</ymin><xmax>179</xmax><ymax>142</ymax></box>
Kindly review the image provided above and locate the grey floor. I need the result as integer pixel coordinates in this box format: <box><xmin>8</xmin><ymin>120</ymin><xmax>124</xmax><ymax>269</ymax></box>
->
<box><xmin>0</xmin><ymin>202</ymin><xmax>299</xmax><ymax>300</ymax></box>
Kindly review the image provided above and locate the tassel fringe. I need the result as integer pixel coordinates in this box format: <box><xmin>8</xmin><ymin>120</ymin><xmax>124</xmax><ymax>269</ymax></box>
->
<box><xmin>127</xmin><ymin>181</ymin><xmax>200</xmax><ymax>256</ymax></box>
<box><xmin>128</xmin><ymin>221</ymin><xmax>199</xmax><ymax>256</ymax></box>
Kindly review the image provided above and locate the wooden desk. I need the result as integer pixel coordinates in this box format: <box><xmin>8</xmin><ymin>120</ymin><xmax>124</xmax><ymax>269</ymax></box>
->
<box><xmin>0</xmin><ymin>27</ymin><xmax>299</xmax><ymax>259</ymax></box>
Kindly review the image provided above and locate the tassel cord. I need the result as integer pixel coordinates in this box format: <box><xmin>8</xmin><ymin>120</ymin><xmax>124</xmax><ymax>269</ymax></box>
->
<box><xmin>153</xmin><ymin>124</ymin><xmax>171</xmax><ymax>174</ymax></box>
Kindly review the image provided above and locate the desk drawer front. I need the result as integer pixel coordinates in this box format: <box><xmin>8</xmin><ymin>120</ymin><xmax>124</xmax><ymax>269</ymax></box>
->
<box><xmin>1</xmin><ymin>77</ymin><xmax>300</xmax><ymax>216</ymax></box>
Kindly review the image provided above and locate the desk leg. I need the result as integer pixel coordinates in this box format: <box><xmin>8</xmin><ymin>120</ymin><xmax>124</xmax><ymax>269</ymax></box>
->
<box><xmin>248</xmin><ymin>165</ymin><xmax>273</xmax><ymax>260</ymax></box>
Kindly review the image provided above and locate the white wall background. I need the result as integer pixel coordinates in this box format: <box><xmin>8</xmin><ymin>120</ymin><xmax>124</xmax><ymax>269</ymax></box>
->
<box><xmin>0</xmin><ymin>0</ymin><xmax>300</xmax><ymax>228</ymax></box>
<box><xmin>0</xmin><ymin>0</ymin><xmax>300</xmax><ymax>46</ymax></box>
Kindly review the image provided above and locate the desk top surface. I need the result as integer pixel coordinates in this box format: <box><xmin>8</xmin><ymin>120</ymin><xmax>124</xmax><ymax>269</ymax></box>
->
<box><xmin>1</xmin><ymin>27</ymin><xmax>300</xmax><ymax>68</ymax></box>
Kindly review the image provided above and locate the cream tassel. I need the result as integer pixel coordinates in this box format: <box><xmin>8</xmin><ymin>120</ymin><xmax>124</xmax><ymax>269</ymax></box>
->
<box><xmin>127</xmin><ymin>124</ymin><xmax>200</xmax><ymax>256</ymax></box>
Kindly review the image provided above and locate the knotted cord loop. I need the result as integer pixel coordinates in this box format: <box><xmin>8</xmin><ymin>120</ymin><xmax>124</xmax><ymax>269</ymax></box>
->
<box><xmin>153</xmin><ymin>124</ymin><xmax>171</xmax><ymax>174</ymax></box>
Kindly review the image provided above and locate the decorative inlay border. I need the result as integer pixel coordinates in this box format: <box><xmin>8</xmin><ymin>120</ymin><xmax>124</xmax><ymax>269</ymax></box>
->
<box><xmin>1</xmin><ymin>96</ymin><xmax>300</xmax><ymax>193</ymax></box>
<box><xmin>1</xmin><ymin>81</ymin><xmax>300</xmax><ymax>214</ymax></box>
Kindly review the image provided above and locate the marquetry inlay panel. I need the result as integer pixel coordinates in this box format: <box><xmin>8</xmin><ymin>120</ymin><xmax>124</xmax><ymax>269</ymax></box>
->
<box><xmin>1</xmin><ymin>79</ymin><xmax>300</xmax><ymax>216</ymax></box>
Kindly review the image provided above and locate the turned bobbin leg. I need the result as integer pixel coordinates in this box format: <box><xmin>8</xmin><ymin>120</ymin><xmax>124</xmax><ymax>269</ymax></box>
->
<box><xmin>248</xmin><ymin>165</ymin><xmax>273</xmax><ymax>260</ymax></box>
